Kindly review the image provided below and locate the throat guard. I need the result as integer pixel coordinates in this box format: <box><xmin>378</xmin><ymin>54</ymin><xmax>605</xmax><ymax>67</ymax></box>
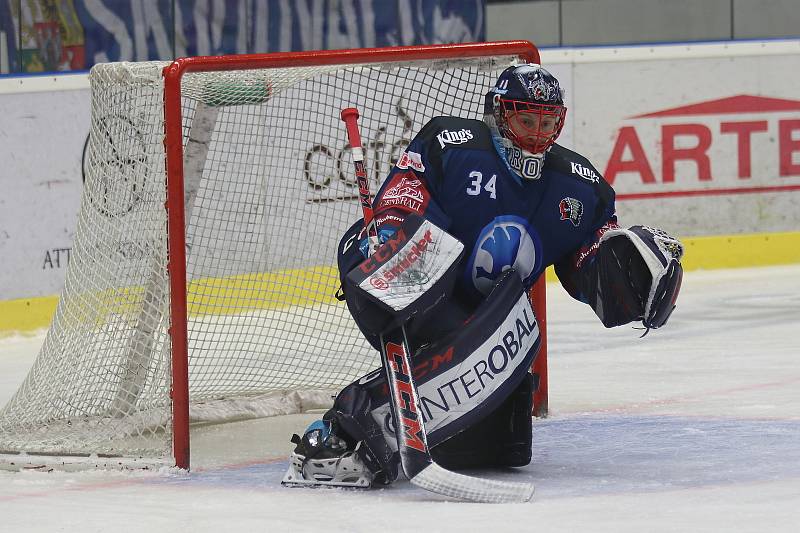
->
<box><xmin>507</xmin><ymin>144</ymin><xmax>545</xmax><ymax>180</ymax></box>
<box><xmin>485</xmin><ymin>115</ymin><xmax>545</xmax><ymax>181</ymax></box>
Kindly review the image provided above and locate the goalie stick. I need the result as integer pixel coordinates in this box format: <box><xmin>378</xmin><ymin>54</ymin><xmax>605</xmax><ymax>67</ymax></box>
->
<box><xmin>340</xmin><ymin>108</ymin><xmax>535</xmax><ymax>503</ymax></box>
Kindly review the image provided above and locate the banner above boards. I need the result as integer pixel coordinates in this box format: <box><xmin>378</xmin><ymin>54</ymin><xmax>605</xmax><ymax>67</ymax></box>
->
<box><xmin>0</xmin><ymin>0</ymin><xmax>486</xmax><ymax>74</ymax></box>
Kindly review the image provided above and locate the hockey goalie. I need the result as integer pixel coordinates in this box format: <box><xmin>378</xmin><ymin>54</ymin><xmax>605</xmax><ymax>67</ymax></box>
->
<box><xmin>283</xmin><ymin>64</ymin><xmax>684</xmax><ymax>489</ymax></box>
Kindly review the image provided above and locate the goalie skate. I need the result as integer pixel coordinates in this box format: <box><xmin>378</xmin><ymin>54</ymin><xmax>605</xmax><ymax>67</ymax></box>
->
<box><xmin>281</xmin><ymin>420</ymin><xmax>374</xmax><ymax>489</ymax></box>
<box><xmin>281</xmin><ymin>441</ymin><xmax>373</xmax><ymax>489</ymax></box>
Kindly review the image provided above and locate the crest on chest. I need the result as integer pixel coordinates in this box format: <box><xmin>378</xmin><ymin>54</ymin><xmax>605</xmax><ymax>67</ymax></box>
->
<box><xmin>466</xmin><ymin>215</ymin><xmax>542</xmax><ymax>296</ymax></box>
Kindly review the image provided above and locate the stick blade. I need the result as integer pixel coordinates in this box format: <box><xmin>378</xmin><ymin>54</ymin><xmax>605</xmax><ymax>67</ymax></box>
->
<box><xmin>411</xmin><ymin>463</ymin><xmax>534</xmax><ymax>503</ymax></box>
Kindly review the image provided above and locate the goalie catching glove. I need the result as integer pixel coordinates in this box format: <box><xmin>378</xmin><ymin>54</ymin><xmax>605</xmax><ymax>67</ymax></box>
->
<box><xmin>591</xmin><ymin>225</ymin><xmax>684</xmax><ymax>330</ymax></box>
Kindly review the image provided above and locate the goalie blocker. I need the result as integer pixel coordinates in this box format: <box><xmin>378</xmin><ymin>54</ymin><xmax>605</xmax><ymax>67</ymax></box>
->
<box><xmin>284</xmin><ymin>215</ymin><xmax>541</xmax><ymax>487</ymax></box>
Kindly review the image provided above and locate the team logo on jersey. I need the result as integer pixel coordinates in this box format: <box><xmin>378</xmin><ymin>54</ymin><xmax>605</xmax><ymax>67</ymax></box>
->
<box><xmin>468</xmin><ymin>216</ymin><xmax>541</xmax><ymax>295</ymax></box>
<box><xmin>559</xmin><ymin>197</ymin><xmax>583</xmax><ymax>227</ymax></box>
<box><xmin>379</xmin><ymin>171</ymin><xmax>428</xmax><ymax>213</ymax></box>
<box><xmin>396</xmin><ymin>150</ymin><xmax>426</xmax><ymax>172</ymax></box>
<box><xmin>436</xmin><ymin>128</ymin><xmax>474</xmax><ymax>149</ymax></box>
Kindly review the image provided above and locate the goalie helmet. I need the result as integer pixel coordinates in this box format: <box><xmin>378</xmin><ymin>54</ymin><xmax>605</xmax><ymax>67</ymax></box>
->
<box><xmin>485</xmin><ymin>64</ymin><xmax>567</xmax><ymax>154</ymax></box>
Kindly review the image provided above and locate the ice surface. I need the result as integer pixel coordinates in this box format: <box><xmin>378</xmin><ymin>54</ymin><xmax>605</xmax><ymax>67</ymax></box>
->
<box><xmin>1</xmin><ymin>265</ymin><xmax>798</xmax><ymax>532</ymax></box>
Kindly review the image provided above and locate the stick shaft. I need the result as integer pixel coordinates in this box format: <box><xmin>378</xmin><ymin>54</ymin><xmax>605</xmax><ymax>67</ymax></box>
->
<box><xmin>340</xmin><ymin>107</ymin><xmax>379</xmax><ymax>254</ymax></box>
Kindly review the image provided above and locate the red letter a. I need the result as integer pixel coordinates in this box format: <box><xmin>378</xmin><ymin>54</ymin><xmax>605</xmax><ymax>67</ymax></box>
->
<box><xmin>604</xmin><ymin>126</ymin><xmax>656</xmax><ymax>185</ymax></box>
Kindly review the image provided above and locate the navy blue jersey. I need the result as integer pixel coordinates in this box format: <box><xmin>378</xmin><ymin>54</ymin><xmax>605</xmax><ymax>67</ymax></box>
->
<box><xmin>366</xmin><ymin>116</ymin><xmax>618</xmax><ymax>308</ymax></box>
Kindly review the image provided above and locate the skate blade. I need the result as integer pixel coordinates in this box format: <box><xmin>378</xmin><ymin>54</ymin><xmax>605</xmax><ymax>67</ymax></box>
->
<box><xmin>281</xmin><ymin>473</ymin><xmax>371</xmax><ymax>489</ymax></box>
<box><xmin>281</xmin><ymin>445</ymin><xmax>374</xmax><ymax>489</ymax></box>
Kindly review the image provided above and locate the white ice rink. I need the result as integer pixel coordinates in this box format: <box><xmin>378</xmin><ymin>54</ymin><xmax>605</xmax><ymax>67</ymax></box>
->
<box><xmin>1</xmin><ymin>265</ymin><xmax>798</xmax><ymax>532</ymax></box>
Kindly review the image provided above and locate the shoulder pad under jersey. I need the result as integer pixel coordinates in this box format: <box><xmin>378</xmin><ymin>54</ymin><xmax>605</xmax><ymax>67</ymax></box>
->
<box><xmin>409</xmin><ymin>117</ymin><xmax>495</xmax><ymax>190</ymax></box>
<box><xmin>546</xmin><ymin>143</ymin><xmax>615</xmax><ymax>226</ymax></box>
<box><xmin>416</xmin><ymin>116</ymin><xmax>494</xmax><ymax>154</ymax></box>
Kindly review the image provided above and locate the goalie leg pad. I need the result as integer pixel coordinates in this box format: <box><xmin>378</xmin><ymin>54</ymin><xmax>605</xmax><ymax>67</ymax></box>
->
<box><xmin>431</xmin><ymin>372</ymin><xmax>534</xmax><ymax>470</ymax></box>
<box><xmin>323</xmin><ymin>379</ymin><xmax>400</xmax><ymax>485</ymax></box>
<box><xmin>325</xmin><ymin>271</ymin><xmax>541</xmax><ymax>479</ymax></box>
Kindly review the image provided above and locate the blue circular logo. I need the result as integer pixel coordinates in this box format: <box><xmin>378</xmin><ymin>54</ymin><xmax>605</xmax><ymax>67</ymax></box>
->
<box><xmin>468</xmin><ymin>215</ymin><xmax>541</xmax><ymax>295</ymax></box>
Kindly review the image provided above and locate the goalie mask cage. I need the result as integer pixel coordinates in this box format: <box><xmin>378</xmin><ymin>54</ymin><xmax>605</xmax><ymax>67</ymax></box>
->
<box><xmin>0</xmin><ymin>41</ymin><xmax>547</xmax><ymax>470</ymax></box>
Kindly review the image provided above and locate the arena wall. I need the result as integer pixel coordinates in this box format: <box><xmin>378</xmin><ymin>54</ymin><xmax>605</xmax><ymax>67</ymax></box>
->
<box><xmin>1</xmin><ymin>39</ymin><xmax>798</xmax><ymax>333</ymax></box>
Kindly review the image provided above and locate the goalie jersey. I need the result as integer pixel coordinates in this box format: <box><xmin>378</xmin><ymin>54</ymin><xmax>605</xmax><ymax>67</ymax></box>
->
<box><xmin>364</xmin><ymin>116</ymin><xmax>617</xmax><ymax>307</ymax></box>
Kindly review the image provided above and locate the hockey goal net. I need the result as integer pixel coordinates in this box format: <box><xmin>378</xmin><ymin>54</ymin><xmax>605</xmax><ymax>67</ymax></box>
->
<box><xmin>0</xmin><ymin>41</ymin><xmax>547</xmax><ymax>470</ymax></box>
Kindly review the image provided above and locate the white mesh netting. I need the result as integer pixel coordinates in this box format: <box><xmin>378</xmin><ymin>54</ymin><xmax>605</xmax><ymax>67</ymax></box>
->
<box><xmin>0</xmin><ymin>53</ymin><xmax>522</xmax><ymax>464</ymax></box>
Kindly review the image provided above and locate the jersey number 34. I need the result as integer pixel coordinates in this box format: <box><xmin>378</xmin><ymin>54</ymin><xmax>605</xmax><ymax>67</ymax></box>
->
<box><xmin>466</xmin><ymin>171</ymin><xmax>497</xmax><ymax>199</ymax></box>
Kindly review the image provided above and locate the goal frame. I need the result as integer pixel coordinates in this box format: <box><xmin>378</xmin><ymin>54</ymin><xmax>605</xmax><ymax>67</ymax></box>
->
<box><xmin>160</xmin><ymin>41</ymin><xmax>547</xmax><ymax>470</ymax></box>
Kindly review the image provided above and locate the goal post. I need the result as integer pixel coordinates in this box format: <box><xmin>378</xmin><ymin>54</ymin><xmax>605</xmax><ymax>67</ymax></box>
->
<box><xmin>0</xmin><ymin>41</ymin><xmax>547</xmax><ymax>471</ymax></box>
